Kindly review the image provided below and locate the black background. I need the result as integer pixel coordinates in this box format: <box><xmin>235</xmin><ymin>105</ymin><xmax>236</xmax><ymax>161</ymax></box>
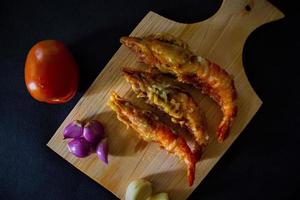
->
<box><xmin>0</xmin><ymin>0</ymin><xmax>299</xmax><ymax>199</ymax></box>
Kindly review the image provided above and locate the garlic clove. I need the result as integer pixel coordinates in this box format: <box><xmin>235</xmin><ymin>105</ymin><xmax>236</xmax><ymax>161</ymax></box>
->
<box><xmin>148</xmin><ymin>193</ymin><xmax>169</xmax><ymax>200</ymax></box>
<box><xmin>125</xmin><ymin>179</ymin><xmax>152</xmax><ymax>200</ymax></box>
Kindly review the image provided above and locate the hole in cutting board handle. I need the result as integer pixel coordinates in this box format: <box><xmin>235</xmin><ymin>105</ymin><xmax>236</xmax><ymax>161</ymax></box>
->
<box><xmin>245</xmin><ymin>4</ymin><xmax>252</xmax><ymax>12</ymax></box>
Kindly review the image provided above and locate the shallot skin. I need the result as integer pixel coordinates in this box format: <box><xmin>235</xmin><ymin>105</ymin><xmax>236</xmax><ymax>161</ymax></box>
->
<box><xmin>96</xmin><ymin>138</ymin><xmax>108</xmax><ymax>164</ymax></box>
<box><xmin>67</xmin><ymin>138</ymin><xmax>93</xmax><ymax>158</ymax></box>
<box><xmin>83</xmin><ymin>120</ymin><xmax>105</xmax><ymax>143</ymax></box>
<box><xmin>63</xmin><ymin>120</ymin><xmax>83</xmax><ymax>139</ymax></box>
<box><xmin>64</xmin><ymin>119</ymin><xmax>108</xmax><ymax>162</ymax></box>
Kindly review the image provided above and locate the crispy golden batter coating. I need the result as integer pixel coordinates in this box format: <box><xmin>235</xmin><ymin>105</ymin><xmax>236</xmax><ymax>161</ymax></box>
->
<box><xmin>123</xmin><ymin>68</ymin><xmax>208</xmax><ymax>158</ymax></box>
<box><xmin>121</xmin><ymin>33</ymin><xmax>237</xmax><ymax>142</ymax></box>
<box><xmin>108</xmin><ymin>93</ymin><xmax>196</xmax><ymax>186</ymax></box>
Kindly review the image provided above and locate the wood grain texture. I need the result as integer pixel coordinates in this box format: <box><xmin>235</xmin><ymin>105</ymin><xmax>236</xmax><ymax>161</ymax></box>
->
<box><xmin>47</xmin><ymin>0</ymin><xmax>284</xmax><ymax>199</ymax></box>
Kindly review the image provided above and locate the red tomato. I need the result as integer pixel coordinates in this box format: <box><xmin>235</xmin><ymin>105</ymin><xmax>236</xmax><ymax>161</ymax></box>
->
<box><xmin>25</xmin><ymin>40</ymin><xmax>79</xmax><ymax>104</ymax></box>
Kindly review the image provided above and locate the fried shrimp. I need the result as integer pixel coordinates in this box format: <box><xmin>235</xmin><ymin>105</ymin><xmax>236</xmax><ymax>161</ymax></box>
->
<box><xmin>108</xmin><ymin>93</ymin><xmax>196</xmax><ymax>186</ymax></box>
<box><xmin>123</xmin><ymin>68</ymin><xmax>208</xmax><ymax>158</ymax></box>
<box><xmin>121</xmin><ymin>33</ymin><xmax>237</xmax><ymax>142</ymax></box>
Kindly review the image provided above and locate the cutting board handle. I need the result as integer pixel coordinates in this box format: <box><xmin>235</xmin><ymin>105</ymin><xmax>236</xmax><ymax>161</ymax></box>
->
<box><xmin>193</xmin><ymin>0</ymin><xmax>284</xmax><ymax>31</ymax></box>
<box><xmin>184</xmin><ymin>0</ymin><xmax>285</xmax><ymax>74</ymax></box>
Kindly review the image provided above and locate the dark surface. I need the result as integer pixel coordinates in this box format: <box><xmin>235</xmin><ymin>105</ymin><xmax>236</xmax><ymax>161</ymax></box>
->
<box><xmin>0</xmin><ymin>0</ymin><xmax>299</xmax><ymax>199</ymax></box>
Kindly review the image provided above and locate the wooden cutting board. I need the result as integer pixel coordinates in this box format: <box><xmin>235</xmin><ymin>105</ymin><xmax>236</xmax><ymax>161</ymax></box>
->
<box><xmin>47</xmin><ymin>0</ymin><xmax>284</xmax><ymax>199</ymax></box>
